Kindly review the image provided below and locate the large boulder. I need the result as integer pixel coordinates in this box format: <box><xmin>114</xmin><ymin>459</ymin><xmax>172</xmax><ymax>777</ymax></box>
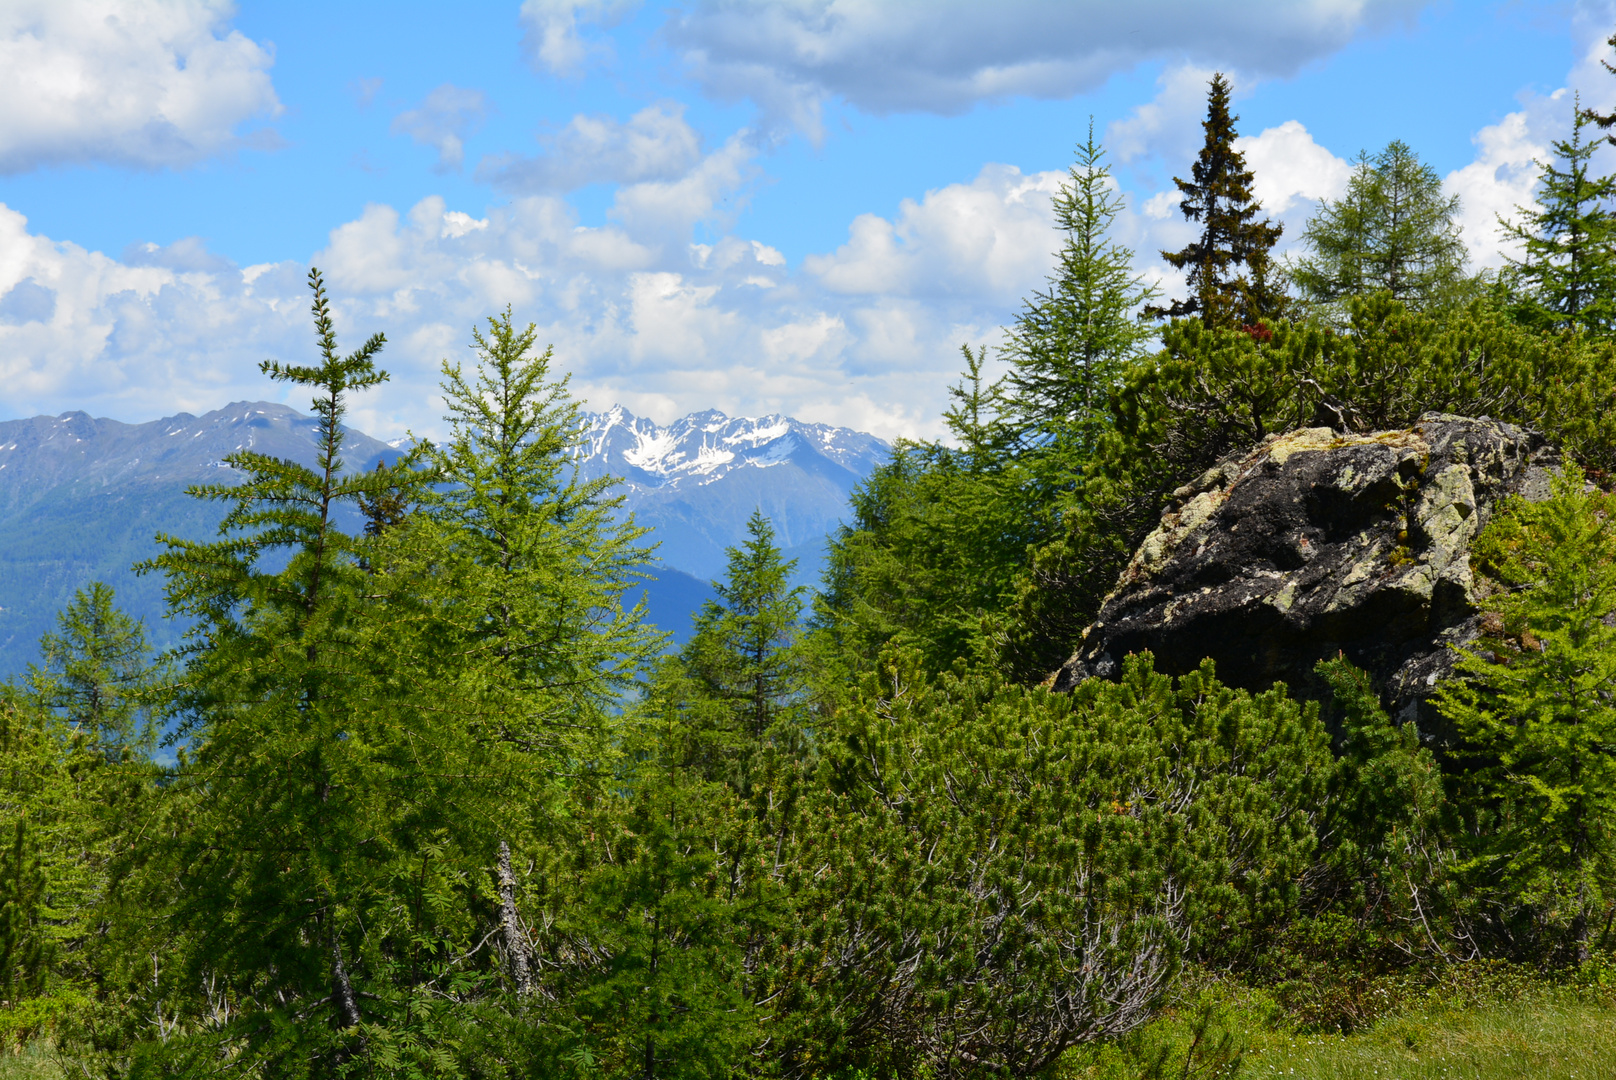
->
<box><xmin>1053</xmin><ymin>414</ymin><xmax>1559</xmax><ymax>737</ymax></box>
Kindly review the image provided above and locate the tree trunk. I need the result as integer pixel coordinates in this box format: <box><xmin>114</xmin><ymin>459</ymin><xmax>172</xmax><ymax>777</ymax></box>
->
<box><xmin>498</xmin><ymin>840</ymin><xmax>533</xmax><ymax>995</ymax></box>
<box><xmin>330</xmin><ymin>928</ymin><xmax>362</xmax><ymax>1029</ymax></box>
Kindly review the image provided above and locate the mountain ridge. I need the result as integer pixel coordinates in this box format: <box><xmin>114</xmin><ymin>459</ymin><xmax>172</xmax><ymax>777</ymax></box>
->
<box><xmin>0</xmin><ymin>401</ymin><xmax>890</xmax><ymax>674</ymax></box>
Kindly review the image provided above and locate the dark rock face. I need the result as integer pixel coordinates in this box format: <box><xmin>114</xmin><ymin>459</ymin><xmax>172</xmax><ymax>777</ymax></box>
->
<box><xmin>1053</xmin><ymin>414</ymin><xmax>1558</xmax><ymax>737</ymax></box>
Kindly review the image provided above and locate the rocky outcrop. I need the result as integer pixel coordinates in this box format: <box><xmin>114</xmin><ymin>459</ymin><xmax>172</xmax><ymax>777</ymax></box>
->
<box><xmin>1053</xmin><ymin>414</ymin><xmax>1559</xmax><ymax>737</ymax></box>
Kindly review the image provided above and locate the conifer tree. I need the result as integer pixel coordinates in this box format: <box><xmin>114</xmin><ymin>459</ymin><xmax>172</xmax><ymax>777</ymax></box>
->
<box><xmin>1002</xmin><ymin>122</ymin><xmax>1159</xmax><ymax>451</ymax></box>
<box><xmin>1499</xmin><ymin>101</ymin><xmax>1616</xmax><ymax>334</ymax></box>
<box><xmin>1152</xmin><ymin>74</ymin><xmax>1284</xmax><ymax>329</ymax></box>
<box><xmin>126</xmin><ymin>269</ymin><xmax>447</xmax><ymax>1072</ymax></box>
<box><xmin>416</xmin><ymin>306</ymin><xmax>661</xmax><ymax>767</ymax></box>
<box><xmin>1436</xmin><ymin>465</ymin><xmax>1616</xmax><ymax>961</ymax></box>
<box><xmin>681</xmin><ymin>511</ymin><xmax>806</xmax><ymax>760</ymax></box>
<box><xmin>0</xmin><ymin>590</ymin><xmax>159</xmax><ymax>1046</ymax></box>
<box><xmin>1292</xmin><ymin>140</ymin><xmax>1468</xmax><ymax>314</ymax></box>
<box><xmin>26</xmin><ymin>582</ymin><xmax>158</xmax><ymax>761</ymax></box>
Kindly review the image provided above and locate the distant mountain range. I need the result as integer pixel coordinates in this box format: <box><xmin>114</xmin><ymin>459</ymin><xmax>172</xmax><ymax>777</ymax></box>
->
<box><xmin>0</xmin><ymin>402</ymin><xmax>889</xmax><ymax>676</ymax></box>
<box><xmin>575</xmin><ymin>407</ymin><xmax>891</xmax><ymax>581</ymax></box>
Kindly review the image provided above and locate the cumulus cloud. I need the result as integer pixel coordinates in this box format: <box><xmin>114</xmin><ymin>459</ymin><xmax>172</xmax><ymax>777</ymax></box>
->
<box><xmin>805</xmin><ymin>164</ymin><xmax>1064</xmax><ymax>302</ymax></box>
<box><xmin>608</xmin><ymin>133</ymin><xmax>761</xmax><ymax>241</ymax></box>
<box><xmin>1447</xmin><ymin>108</ymin><xmax>1553</xmax><ymax>270</ymax></box>
<box><xmin>391</xmin><ymin>84</ymin><xmax>491</xmax><ymax>172</ymax></box>
<box><xmin>0</xmin><ymin>0</ymin><xmax>280</xmax><ymax>173</ymax></box>
<box><xmin>1236</xmin><ymin>121</ymin><xmax>1354</xmax><ymax>215</ymax></box>
<box><xmin>0</xmin><ymin>141</ymin><xmax>1082</xmax><ymax>443</ymax></box>
<box><xmin>1106</xmin><ymin>63</ymin><xmax>1226</xmax><ymax>167</ymax></box>
<box><xmin>662</xmin><ymin>0</ymin><xmax>1426</xmax><ymax>135</ymax></box>
<box><xmin>478</xmin><ymin>102</ymin><xmax>703</xmax><ymax>192</ymax></box>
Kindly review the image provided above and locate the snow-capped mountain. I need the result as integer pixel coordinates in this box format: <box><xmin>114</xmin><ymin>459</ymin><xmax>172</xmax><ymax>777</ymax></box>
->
<box><xmin>573</xmin><ymin>407</ymin><xmax>891</xmax><ymax>581</ymax></box>
<box><xmin>575</xmin><ymin>407</ymin><xmax>889</xmax><ymax>493</ymax></box>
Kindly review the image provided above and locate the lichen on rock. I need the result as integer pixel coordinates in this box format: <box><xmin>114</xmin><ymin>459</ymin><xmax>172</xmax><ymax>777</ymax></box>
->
<box><xmin>1052</xmin><ymin>413</ymin><xmax>1559</xmax><ymax>740</ymax></box>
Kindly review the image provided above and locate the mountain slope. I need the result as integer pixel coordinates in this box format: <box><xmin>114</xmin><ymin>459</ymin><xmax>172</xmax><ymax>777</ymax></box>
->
<box><xmin>0</xmin><ymin>403</ymin><xmax>404</xmax><ymax>672</ymax></box>
<box><xmin>575</xmin><ymin>406</ymin><xmax>889</xmax><ymax>581</ymax></box>
<box><xmin>0</xmin><ymin>403</ymin><xmax>889</xmax><ymax>675</ymax></box>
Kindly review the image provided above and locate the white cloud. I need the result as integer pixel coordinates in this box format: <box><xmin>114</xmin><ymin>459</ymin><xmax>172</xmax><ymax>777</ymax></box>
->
<box><xmin>1237</xmin><ymin>120</ymin><xmax>1353</xmax><ymax>214</ymax></box>
<box><xmin>608</xmin><ymin>133</ymin><xmax>761</xmax><ymax>241</ymax></box>
<box><xmin>0</xmin><ymin>0</ymin><xmax>280</xmax><ymax>172</ymax></box>
<box><xmin>391</xmin><ymin>84</ymin><xmax>490</xmax><ymax>172</ymax></box>
<box><xmin>0</xmin><ymin>143</ymin><xmax>1087</xmax><ymax>444</ymax></box>
<box><xmin>1107</xmin><ymin>63</ymin><xmax>1225</xmax><ymax>167</ymax></box>
<box><xmin>804</xmin><ymin>164</ymin><xmax>1064</xmax><ymax>302</ymax></box>
<box><xmin>663</xmin><ymin>0</ymin><xmax>1427</xmax><ymax>135</ymax></box>
<box><xmin>519</xmin><ymin>0</ymin><xmax>635</xmax><ymax>77</ymax></box>
<box><xmin>478</xmin><ymin>102</ymin><xmax>703</xmax><ymax>191</ymax></box>
<box><xmin>1447</xmin><ymin>108</ymin><xmax>1553</xmax><ymax>270</ymax></box>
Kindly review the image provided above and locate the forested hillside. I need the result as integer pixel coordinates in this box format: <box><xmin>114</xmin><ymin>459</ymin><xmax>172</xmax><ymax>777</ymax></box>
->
<box><xmin>7</xmin><ymin>66</ymin><xmax>1616</xmax><ymax>1080</ymax></box>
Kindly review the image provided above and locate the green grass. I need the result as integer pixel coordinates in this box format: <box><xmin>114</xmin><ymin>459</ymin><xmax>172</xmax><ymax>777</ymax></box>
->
<box><xmin>0</xmin><ymin>1045</ymin><xmax>61</xmax><ymax>1079</ymax></box>
<box><xmin>1243</xmin><ymin>993</ymin><xmax>1616</xmax><ymax>1078</ymax></box>
<box><xmin>1063</xmin><ymin>963</ymin><xmax>1616</xmax><ymax>1080</ymax></box>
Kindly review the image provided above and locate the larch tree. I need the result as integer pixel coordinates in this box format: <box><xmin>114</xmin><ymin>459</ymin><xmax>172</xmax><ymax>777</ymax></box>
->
<box><xmin>1001</xmin><ymin>121</ymin><xmax>1159</xmax><ymax>452</ymax></box>
<box><xmin>1499</xmin><ymin>100</ymin><xmax>1616</xmax><ymax>334</ymax></box>
<box><xmin>122</xmin><ymin>269</ymin><xmax>461</xmax><ymax>1075</ymax></box>
<box><xmin>1437</xmin><ymin>465</ymin><xmax>1616</xmax><ymax>962</ymax></box>
<box><xmin>1152</xmin><ymin>73</ymin><xmax>1285</xmax><ymax>330</ymax></box>
<box><xmin>1291</xmin><ymin>140</ymin><xmax>1469</xmax><ymax>314</ymax></box>
<box><xmin>26</xmin><ymin>582</ymin><xmax>159</xmax><ymax>761</ymax></box>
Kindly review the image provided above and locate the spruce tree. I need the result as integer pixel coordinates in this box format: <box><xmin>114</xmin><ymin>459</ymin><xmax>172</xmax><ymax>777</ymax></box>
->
<box><xmin>1292</xmin><ymin>140</ymin><xmax>1468</xmax><ymax>314</ymax></box>
<box><xmin>1436</xmin><ymin>464</ymin><xmax>1616</xmax><ymax>961</ymax></box>
<box><xmin>1499</xmin><ymin>101</ymin><xmax>1616</xmax><ymax>334</ymax></box>
<box><xmin>1152</xmin><ymin>73</ymin><xmax>1284</xmax><ymax>329</ymax></box>
<box><xmin>1002</xmin><ymin>122</ymin><xmax>1159</xmax><ymax>451</ymax></box>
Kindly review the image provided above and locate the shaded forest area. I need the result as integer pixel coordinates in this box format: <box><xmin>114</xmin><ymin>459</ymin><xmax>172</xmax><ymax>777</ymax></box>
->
<box><xmin>8</xmin><ymin>60</ymin><xmax>1616</xmax><ymax>1079</ymax></box>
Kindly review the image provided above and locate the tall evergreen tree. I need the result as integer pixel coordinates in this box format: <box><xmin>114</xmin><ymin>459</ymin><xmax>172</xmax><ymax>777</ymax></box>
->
<box><xmin>1291</xmin><ymin>140</ymin><xmax>1469</xmax><ymax>314</ymax></box>
<box><xmin>1499</xmin><ymin>101</ymin><xmax>1616</xmax><ymax>334</ymax></box>
<box><xmin>1437</xmin><ymin>464</ymin><xmax>1616</xmax><ymax>961</ymax></box>
<box><xmin>681</xmin><ymin>511</ymin><xmax>807</xmax><ymax>763</ymax></box>
<box><xmin>1002</xmin><ymin>122</ymin><xmax>1159</xmax><ymax>451</ymax></box>
<box><xmin>1152</xmin><ymin>74</ymin><xmax>1284</xmax><ymax>329</ymax></box>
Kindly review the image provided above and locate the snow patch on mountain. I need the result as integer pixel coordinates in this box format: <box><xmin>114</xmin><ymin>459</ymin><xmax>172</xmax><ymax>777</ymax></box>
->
<box><xmin>576</xmin><ymin>406</ymin><xmax>889</xmax><ymax>491</ymax></box>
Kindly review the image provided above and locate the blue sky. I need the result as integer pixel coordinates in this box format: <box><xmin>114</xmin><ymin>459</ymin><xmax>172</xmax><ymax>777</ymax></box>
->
<box><xmin>0</xmin><ymin>1</ymin><xmax>1608</xmax><ymax>441</ymax></box>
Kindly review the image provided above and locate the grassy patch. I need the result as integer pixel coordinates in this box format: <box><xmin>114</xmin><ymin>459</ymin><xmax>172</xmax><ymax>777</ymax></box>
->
<box><xmin>1063</xmin><ymin>962</ymin><xmax>1616</xmax><ymax>1080</ymax></box>
<box><xmin>0</xmin><ymin>1046</ymin><xmax>61</xmax><ymax>1080</ymax></box>
<box><xmin>1243</xmin><ymin>993</ymin><xmax>1616</xmax><ymax>1078</ymax></box>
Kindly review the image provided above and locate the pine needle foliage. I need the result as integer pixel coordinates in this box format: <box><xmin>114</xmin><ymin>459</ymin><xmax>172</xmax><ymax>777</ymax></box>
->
<box><xmin>1152</xmin><ymin>74</ymin><xmax>1285</xmax><ymax>330</ymax></box>
<box><xmin>1437</xmin><ymin>464</ymin><xmax>1616</xmax><ymax>961</ymax></box>
<box><xmin>676</xmin><ymin>510</ymin><xmax>807</xmax><ymax>792</ymax></box>
<box><xmin>779</xmin><ymin>650</ymin><xmax>1328</xmax><ymax>1077</ymax></box>
<box><xmin>415</xmin><ymin>307</ymin><xmax>661</xmax><ymax>767</ymax></box>
<box><xmin>26</xmin><ymin>582</ymin><xmax>160</xmax><ymax>761</ymax></box>
<box><xmin>0</xmin><ymin>587</ymin><xmax>160</xmax><ymax>1050</ymax></box>
<box><xmin>119</xmin><ymin>269</ymin><xmax>461</xmax><ymax>1074</ymax></box>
